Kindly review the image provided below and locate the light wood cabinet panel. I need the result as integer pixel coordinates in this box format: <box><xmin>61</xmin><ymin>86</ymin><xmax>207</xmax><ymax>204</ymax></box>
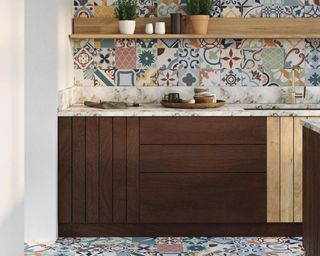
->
<box><xmin>267</xmin><ymin>117</ymin><xmax>280</xmax><ymax>223</ymax></box>
<box><xmin>280</xmin><ymin>117</ymin><xmax>294</xmax><ymax>222</ymax></box>
<box><xmin>267</xmin><ymin>116</ymin><xmax>320</xmax><ymax>223</ymax></box>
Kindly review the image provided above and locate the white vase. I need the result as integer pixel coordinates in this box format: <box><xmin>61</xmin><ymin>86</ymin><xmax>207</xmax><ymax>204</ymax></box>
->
<box><xmin>119</xmin><ymin>20</ymin><xmax>136</xmax><ymax>35</ymax></box>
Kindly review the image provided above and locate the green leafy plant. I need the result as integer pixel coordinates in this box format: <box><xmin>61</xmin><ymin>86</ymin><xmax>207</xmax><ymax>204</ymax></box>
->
<box><xmin>115</xmin><ymin>0</ymin><xmax>137</xmax><ymax>20</ymax></box>
<box><xmin>187</xmin><ymin>0</ymin><xmax>214</xmax><ymax>15</ymax></box>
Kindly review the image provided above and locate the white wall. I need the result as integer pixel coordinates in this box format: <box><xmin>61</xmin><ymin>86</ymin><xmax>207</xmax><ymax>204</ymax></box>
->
<box><xmin>0</xmin><ymin>0</ymin><xmax>24</xmax><ymax>254</ymax></box>
<box><xmin>24</xmin><ymin>0</ymin><xmax>73</xmax><ymax>241</ymax></box>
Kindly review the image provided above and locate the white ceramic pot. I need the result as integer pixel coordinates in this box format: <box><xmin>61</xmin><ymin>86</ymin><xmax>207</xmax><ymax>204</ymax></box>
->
<box><xmin>119</xmin><ymin>20</ymin><xmax>136</xmax><ymax>35</ymax></box>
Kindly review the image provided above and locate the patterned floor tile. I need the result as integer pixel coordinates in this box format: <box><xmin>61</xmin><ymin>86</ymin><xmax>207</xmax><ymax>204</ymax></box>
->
<box><xmin>263</xmin><ymin>68</ymin><xmax>304</xmax><ymax>87</ymax></box>
<box><xmin>242</xmin><ymin>69</ymin><xmax>266</xmax><ymax>86</ymax></box>
<box><xmin>198</xmin><ymin>39</ymin><xmax>221</xmax><ymax>49</ymax></box>
<box><xmin>305</xmin><ymin>39</ymin><xmax>320</xmax><ymax>49</ymax></box>
<box><xmin>136</xmin><ymin>39</ymin><xmax>157</xmax><ymax>49</ymax></box>
<box><xmin>115</xmin><ymin>39</ymin><xmax>136</xmax><ymax>48</ymax></box>
<box><xmin>158</xmin><ymin>39</ymin><xmax>180</xmax><ymax>48</ymax></box>
<box><xmin>200</xmin><ymin>69</ymin><xmax>221</xmax><ymax>86</ymax></box>
<box><xmin>137</xmin><ymin>0</ymin><xmax>157</xmax><ymax>17</ymax></box>
<box><xmin>25</xmin><ymin>237</ymin><xmax>305</xmax><ymax>255</ymax></box>
<box><xmin>305</xmin><ymin>5</ymin><xmax>320</xmax><ymax>17</ymax></box>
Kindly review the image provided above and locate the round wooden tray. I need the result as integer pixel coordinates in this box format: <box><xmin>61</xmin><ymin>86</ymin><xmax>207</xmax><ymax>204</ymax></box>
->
<box><xmin>161</xmin><ymin>100</ymin><xmax>226</xmax><ymax>109</ymax></box>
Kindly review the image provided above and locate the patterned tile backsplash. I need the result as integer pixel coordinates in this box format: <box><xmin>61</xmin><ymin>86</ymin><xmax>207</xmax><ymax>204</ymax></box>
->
<box><xmin>72</xmin><ymin>0</ymin><xmax>320</xmax><ymax>90</ymax></box>
<box><xmin>73</xmin><ymin>38</ymin><xmax>320</xmax><ymax>87</ymax></box>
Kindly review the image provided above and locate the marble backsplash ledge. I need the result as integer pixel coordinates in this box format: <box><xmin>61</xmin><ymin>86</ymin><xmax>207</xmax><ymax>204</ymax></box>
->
<box><xmin>56</xmin><ymin>86</ymin><xmax>320</xmax><ymax>109</ymax></box>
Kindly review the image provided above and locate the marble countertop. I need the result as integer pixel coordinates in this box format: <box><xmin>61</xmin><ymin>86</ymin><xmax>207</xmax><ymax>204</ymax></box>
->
<box><xmin>301</xmin><ymin>120</ymin><xmax>320</xmax><ymax>134</ymax></box>
<box><xmin>58</xmin><ymin>103</ymin><xmax>320</xmax><ymax>117</ymax></box>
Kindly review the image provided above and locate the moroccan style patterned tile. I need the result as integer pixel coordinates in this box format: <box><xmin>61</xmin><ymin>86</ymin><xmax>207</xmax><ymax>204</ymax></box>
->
<box><xmin>262</xmin><ymin>5</ymin><xmax>304</xmax><ymax>18</ymax></box>
<box><xmin>115</xmin><ymin>48</ymin><xmax>136</xmax><ymax>69</ymax></box>
<box><xmin>157</xmin><ymin>48</ymin><xmax>179</xmax><ymax>69</ymax></box>
<box><xmin>241</xmin><ymin>48</ymin><xmax>263</xmax><ymax>69</ymax></box>
<box><xmin>262</xmin><ymin>48</ymin><xmax>285</xmax><ymax>70</ymax></box>
<box><xmin>95</xmin><ymin>48</ymin><xmax>115</xmax><ymax>69</ymax></box>
<box><xmin>157</xmin><ymin>0</ymin><xmax>180</xmax><ymax>17</ymax></box>
<box><xmin>74</xmin><ymin>48</ymin><xmax>95</xmax><ymax>70</ymax></box>
<box><xmin>157</xmin><ymin>69</ymin><xmax>179</xmax><ymax>86</ymax></box>
<box><xmin>200</xmin><ymin>69</ymin><xmax>221</xmax><ymax>86</ymax></box>
<box><xmin>136</xmin><ymin>69</ymin><xmax>158</xmax><ymax>86</ymax></box>
<box><xmin>242</xmin><ymin>69</ymin><xmax>266</xmax><ymax>86</ymax></box>
<box><xmin>198</xmin><ymin>39</ymin><xmax>221</xmax><ymax>49</ymax></box>
<box><xmin>178</xmin><ymin>48</ymin><xmax>200</xmax><ymax>69</ymax></box>
<box><xmin>157</xmin><ymin>237</ymin><xmax>183</xmax><ymax>252</ymax></box>
<box><xmin>221</xmin><ymin>48</ymin><xmax>242</xmax><ymax>69</ymax></box>
<box><xmin>305</xmin><ymin>48</ymin><xmax>320</xmax><ymax>69</ymax></box>
<box><xmin>94</xmin><ymin>68</ymin><xmax>115</xmax><ymax>86</ymax></box>
<box><xmin>136</xmin><ymin>39</ymin><xmax>157</xmax><ymax>48</ymax></box>
<box><xmin>137</xmin><ymin>0</ymin><xmax>158</xmax><ymax>17</ymax></box>
<box><xmin>220</xmin><ymin>39</ymin><xmax>242</xmax><ymax>49</ymax></box>
<box><xmin>242</xmin><ymin>5</ymin><xmax>263</xmax><ymax>18</ymax></box>
<box><xmin>305</xmin><ymin>39</ymin><xmax>320</xmax><ymax>49</ymax></box>
<box><xmin>115</xmin><ymin>39</ymin><xmax>136</xmax><ymax>48</ymax></box>
<box><xmin>200</xmin><ymin>48</ymin><xmax>221</xmax><ymax>69</ymax></box>
<box><xmin>94</xmin><ymin>39</ymin><xmax>114</xmax><ymax>48</ymax></box>
<box><xmin>242</xmin><ymin>39</ymin><xmax>264</xmax><ymax>48</ymax></box>
<box><xmin>137</xmin><ymin>48</ymin><xmax>157</xmax><ymax>69</ymax></box>
<box><xmin>305</xmin><ymin>5</ymin><xmax>320</xmax><ymax>17</ymax></box>
<box><xmin>221</xmin><ymin>68</ymin><xmax>242</xmax><ymax>86</ymax></box>
<box><xmin>74</xmin><ymin>0</ymin><xmax>94</xmax><ymax>18</ymax></box>
<box><xmin>210</xmin><ymin>2</ymin><xmax>222</xmax><ymax>17</ymax></box>
<box><xmin>220</xmin><ymin>0</ymin><xmax>241</xmax><ymax>6</ymax></box>
<box><xmin>74</xmin><ymin>69</ymin><xmax>95</xmax><ymax>87</ymax></box>
<box><xmin>158</xmin><ymin>39</ymin><xmax>179</xmax><ymax>48</ymax></box>
<box><xmin>263</xmin><ymin>39</ymin><xmax>283</xmax><ymax>48</ymax></box>
<box><xmin>263</xmin><ymin>68</ymin><xmax>304</xmax><ymax>87</ymax></box>
<box><xmin>179</xmin><ymin>69</ymin><xmax>200</xmax><ymax>86</ymax></box>
<box><xmin>179</xmin><ymin>39</ymin><xmax>200</xmax><ymax>49</ymax></box>
<box><xmin>115</xmin><ymin>69</ymin><xmax>136</xmax><ymax>86</ymax></box>
<box><xmin>264</xmin><ymin>0</ymin><xmax>284</xmax><ymax>5</ymax></box>
<box><xmin>207</xmin><ymin>237</ymin><xmax>238</xmax><ymax>255</ymax></box>
<box><xmin>182</xmin><ymin>237</ymin><xmax>209</xmax><ymax>253</ymax></box>
<box><xmin>306</xmin><ymin>68</ymin><xmax>320</xmax><ymax>86</ymax></box>
<box><xmin>221</xmin><ymin>6</ymin><xmax>242</xmax><ymax>17</ymax></box>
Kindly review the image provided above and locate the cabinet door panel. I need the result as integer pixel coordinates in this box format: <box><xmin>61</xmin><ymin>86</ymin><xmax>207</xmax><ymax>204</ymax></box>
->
<box><xmin>140</xmin><ymin>145</ymin><xmax>266</xmax><ymax>173</ymax></box>
<box><xmin>140</xmin><ymin>117</ymin><xmax>267</xmax><ymax>145</ymax></box>
<box><xmin>140</xmin><ymin>173</ymin><xmax>266</xmax><ymax>223</ymax></box>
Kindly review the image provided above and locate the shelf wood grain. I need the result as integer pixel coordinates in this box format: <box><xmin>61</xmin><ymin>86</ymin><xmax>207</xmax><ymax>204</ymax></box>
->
<box><xmin>71</xmin><ymin>17</ymin><xmax>320</xmax><ymax>39</ymax></box>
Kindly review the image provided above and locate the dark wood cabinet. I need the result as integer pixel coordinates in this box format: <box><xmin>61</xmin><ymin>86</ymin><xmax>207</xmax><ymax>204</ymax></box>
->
<box><xmin>303</xmin><ymin>127</ymin><xmax>320</xmax><ymax>256</ymax></box>
<box><xmin>58</xmin><ymin>117</ymin><xmax>298</xmax><ymax>236</ymax></box>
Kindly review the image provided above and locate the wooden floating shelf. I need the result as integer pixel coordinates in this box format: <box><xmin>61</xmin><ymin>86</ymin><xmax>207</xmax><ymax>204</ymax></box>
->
<box><xmin>71</xmin><ymin>17</ymin><xmax>320</xmax><ymax>39</ymax></box>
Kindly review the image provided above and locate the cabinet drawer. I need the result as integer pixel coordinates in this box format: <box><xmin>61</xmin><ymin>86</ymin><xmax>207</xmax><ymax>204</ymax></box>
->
<box><xmin>140</xmin><ymin>145</ymin><xmax>266</xmax><ymax>173</ymax></box>
<box><xmin>140</xmin><ymin>117</ymin><xmax>266</xmax><ymax>145</ymax></box>
<box><xmin>140</xmin><ymin>173</ymin><xmax>266</xmax><ymax>223</ymax></box>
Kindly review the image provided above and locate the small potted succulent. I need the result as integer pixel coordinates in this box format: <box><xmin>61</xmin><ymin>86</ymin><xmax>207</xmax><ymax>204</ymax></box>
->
<box><xmin>187</xmin><ymin>0</ymin><xmax>214</xmax><ymax>34</ymax></box>
<box><xmin>115</xmin><ymin>0</ymin><xmax>137</xmax><ymax>34</ymax></box>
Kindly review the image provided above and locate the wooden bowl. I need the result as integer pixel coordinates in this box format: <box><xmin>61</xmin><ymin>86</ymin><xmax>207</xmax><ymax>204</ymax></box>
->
<box><xmin>194</xmin><ymin>96</ymin><xmax>214</xmax><ymax>104</ymax></box>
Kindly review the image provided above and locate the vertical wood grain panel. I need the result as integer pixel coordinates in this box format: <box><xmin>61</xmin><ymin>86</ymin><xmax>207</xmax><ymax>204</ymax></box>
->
<box><xmin>86</xmin><ymin>117</ymin><xmax>100</xmax><ymax>223</ymax></box>
<box><xmin>280</xmin><ymin>117</ymin><xmax>294</xmax><ymax>222</ymax></box>
<box><xmin>113</xmin><ymin>118</ymin><xmax>127</xmax><ymax>223</ymax></box>
<box><xmin>267</xmin><ymin>117</ymin><xmax>280</xmax><ymax>223</ymax></box>
<box><xmin>293</xmin><ymin>117</ymin><xmax>305</xmax><ymax>223</ymax></box>
<box><xmin>72</xmin><ymin>117</ymin><xmax>86</xmax><ymax>223</ymax></box>
<box><xmin>127</xmin><ymin>118</ymin><xmax>140</xmax><ymax>223</ymax></box>
<box><xmin>58</xmin><ymin>118</ymin><xmax>72</xmax><ymax>223</ymax></box>
<box><xmin>99</xmin><ymin>118</ymin><xmax>113</xmax><ymax>223</ymax></box>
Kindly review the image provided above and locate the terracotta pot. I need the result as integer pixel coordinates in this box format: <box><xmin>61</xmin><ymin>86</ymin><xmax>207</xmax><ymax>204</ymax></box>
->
<box><xmin>189</xmin><ymin>15</ymin><xmax>209</xmax><ymax>34</ymax></box>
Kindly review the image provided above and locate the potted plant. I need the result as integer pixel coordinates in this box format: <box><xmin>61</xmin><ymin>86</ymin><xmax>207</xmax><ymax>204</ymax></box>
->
<box><xmin>187</xmin><ymin>0</ymin><xmax>214</xmax><ymax>34</ymax></box>
<box><xmin>115</xmin><ymin>0</ymin><xmax>137</xmax><ymax>35</ymax></box>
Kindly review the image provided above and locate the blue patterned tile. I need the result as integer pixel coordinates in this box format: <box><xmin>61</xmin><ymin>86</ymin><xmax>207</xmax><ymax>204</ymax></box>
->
<box><xmin>221</xmin><ymin>68</ymin><xmax>242</xmax><ymax>86</ymax></box>
<box><xmin>178</xmin><ymin>48</ymin><xmax>200</xmax><ymax>69</ymax></box>
<box><xmin>115</xmin><ymin>69</ymin><xmax>136</xmax><ymax>86</ymax></box>
<box><xmin>157</xmin><ymin>69</ymin><xmax>179</xmax><ymax>86</ymax></box>
<box><xmin>136</xmin><ymin>48</ymin><xmax>157</xmax><ymax>69</ymax></box>
<box><xmin>305</xmin><ymin>5</ymin><xmax>320</xmax><ymax>17</ymax></box>
<box><xmin>305</xmin><ymin>48</ymin><xmax>320</xmax><ymax>69</ymax></box>
<box><xmin>306</xmin><ymin>68</ymin><xmax>320</xmax><ymax>86</ymax></box>
<box><xmin>179</xmin><ymin>69</ymin><xmax>200</xmax><ymax>86</ymax></box>
<box><xmin>157</xmin><ymin>48</ymin><xmax>179</xmax><ymax>69</ymax></box>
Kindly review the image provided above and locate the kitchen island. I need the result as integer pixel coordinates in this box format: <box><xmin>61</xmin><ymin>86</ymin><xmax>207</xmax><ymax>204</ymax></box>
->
<box><xmin>301</xmin><ymin>120</ymin><xmax>320</xmax><ymax>256</ymax></box>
